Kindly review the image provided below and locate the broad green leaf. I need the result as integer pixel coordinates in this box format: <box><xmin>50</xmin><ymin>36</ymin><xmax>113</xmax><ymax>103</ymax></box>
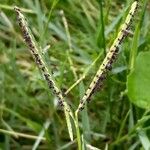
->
<box><xmin>127</xmin><ymin>51</ymin><xmax>150</xmax><ymax>109</ymax></box>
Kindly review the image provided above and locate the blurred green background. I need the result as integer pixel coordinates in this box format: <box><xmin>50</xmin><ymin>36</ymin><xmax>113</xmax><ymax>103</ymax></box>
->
<box><xmin>0</xmin><ymin>0</ymin><xmax>150</xmax><ymax>149</ymax></box>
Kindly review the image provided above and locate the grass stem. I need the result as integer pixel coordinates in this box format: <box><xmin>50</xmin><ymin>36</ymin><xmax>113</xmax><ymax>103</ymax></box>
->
<box><xmin>75</xmin><ymin>111</ymin><xmax>82</xmax><ymax>150</ymax></box>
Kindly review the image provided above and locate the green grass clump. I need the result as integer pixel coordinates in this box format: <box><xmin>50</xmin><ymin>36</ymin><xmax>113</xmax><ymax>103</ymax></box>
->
<box><xmin>0</xmin><ymin>0</ymin><xmax>150</xmax><ymax>149</ymax></box>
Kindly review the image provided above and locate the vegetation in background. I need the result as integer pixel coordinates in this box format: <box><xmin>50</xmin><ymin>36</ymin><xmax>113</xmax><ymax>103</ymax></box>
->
<box><xmin>0</xmin><ymin>0</ymin><xmax>150</xmax><ymax>149</ymax></box>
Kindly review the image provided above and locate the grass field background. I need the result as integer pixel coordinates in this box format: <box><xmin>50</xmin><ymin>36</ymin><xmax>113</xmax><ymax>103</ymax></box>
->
<box><xmin>0</xmin><ymin>0</ymin><xmax>150</xmax><ymax>149</ymax></box>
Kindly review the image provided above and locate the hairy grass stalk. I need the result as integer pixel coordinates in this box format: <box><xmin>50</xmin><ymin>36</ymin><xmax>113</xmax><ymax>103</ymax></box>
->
<box><xmin>60</xmin><ymin>10</ymin><xmax>78</xmax><ymax>81</ymax></box>
<box><xmin>76</xmin><ymin>1</ymin><xmax>138</xmax><ymax>113</ymax></box>
<box><xmin>14</xmin><ymin>6</ymin><xmax>73</xmax><ymax>115</ymax></box>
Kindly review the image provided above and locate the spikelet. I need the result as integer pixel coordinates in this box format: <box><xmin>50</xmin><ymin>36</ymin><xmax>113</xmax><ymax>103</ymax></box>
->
<box><xmin>14</xmin><ymin>7</ymin><xmax>73</xmax><ymax>116</ymax></box>
<box><xmin>76</xmin><ymin>1</ymin><xmax>139</xmax><ymax>112</ymax></box>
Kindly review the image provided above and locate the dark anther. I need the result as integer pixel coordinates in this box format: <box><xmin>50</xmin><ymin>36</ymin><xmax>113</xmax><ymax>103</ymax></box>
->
<box><xmin>107</xmin><ymin>57</ymin><xmax>111</xmax><ymax>60</ymax></box>
<box><xmin>110</xmin><ymin>49</ymin><xmax>115</xmax><ymax>53</ymax></box>
<box><xmin>129</xmin><ymin>12</ymin><xmax>133</xmax><ymax>16</ymax></box>
<box><xmin>79</xmin><ymin>106</ymin><xmax>84</xmax><ymax>111</ymax></box>
<box><xmin>53</xmin><ymin>89</ymin><xmax>57</xmax><ymax>94</ymax></box>
<box><xmin>44</xmin><ymin>74</ymin><xmax>50</xmax><ymax>80</ymax></box>
<box><xmin>115</xmin><ymin>47</ymin><xmax>119</xmax><ymax>53</ymax></box>
<box><xmin>48</xmin><ymin>84</ymin><xmax>53</xmax><ymax>89</ymax></box>
<box><xmin>106</xmin><ymin>63</ymin><xmax>112</xmax><ymax>70</ymax></box>
<box><xmin>93</xmin><ymin>81</ymin><xmax>96</xmax><ymax>84</ymax></box>
<box><xmin>84</xmin><ymin>93</ymin><xmax>87</xmax><ymax>96</ymax></box>
<box><xmin>118</xmin><ymin>37</ymin><xmax>124</xmax><ymax>44</ymax></box>
<box><xmin>41</xmin><ymin>67</ymin><xmax>45</xmax><ymax>72</ymax></box>
<box><xmin>87</xmin><ymin>97</ymin><xmax>92</xmax><ymax>103</ymax></box>
<box><xmin>80</xmin><ymin>100</ymin><xmax>83</xmax><ymax>104</ymax></box>
<box><xmin>99</xmin><ymin>74</ymin><xmax>106</xmax><ymax>81</ymax></box>
<box><xmin>112</xmin><ymin>55</ymin><xmax>116</xmax><ymax>60</ymax></box>
<box><xmin>88</xmin><ymin>86</ymin><xmax>92</xmax><ymax>90</ymax></box>
<box><xmin>56</xmin><ymin>91</ymin><xmax>61</xmax><ymax>95</ymax></box>
<box><xmin>114</xmin><ymin>45</ymin><xmax>118</xmax><ymax>49</ymax></box>
<box><xmin>96</xmin><ymin>74</ymin><xmax>99</xmax><ymax>78</ymax></box>
<box><xmin>59</xmin><ymin>100</ymin><xmax>64</xmax><ymax>107</ymax></box>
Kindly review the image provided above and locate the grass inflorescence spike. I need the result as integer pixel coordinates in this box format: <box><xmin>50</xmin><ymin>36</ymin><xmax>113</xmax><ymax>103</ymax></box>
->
<box><xmin>76</xmin><ymin>1</ymin><xmax>138</xmax><ymax>112</ymax></box>
<box><xmin>14</xmin><ymin>6</ymin><xmax>73</xmax><ymax>116</ymax></box>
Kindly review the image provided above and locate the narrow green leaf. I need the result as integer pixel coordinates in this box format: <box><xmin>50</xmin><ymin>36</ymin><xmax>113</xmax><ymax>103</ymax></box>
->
<box><xmin>1</xmin><ymin>107</ymin><xmax>42</xmax><ymax>132</ymax></box>
<box><xmin>138</xmin><ymin>129</ymin><xmax>150</xmax><ymax>150</ymax></box>
<box><xmin>64</xmin><ymin>109</ymin><xmax>73</xmax><ymax>141</ymax></box>
<box><xmin>96</xmin><ymin>0</ymin><xmax>105</xmax><ymax>50</ymax></box>
<box><xmin>117</xmin><ymin>110</ymin><xmax>130</xmax><ymax>140</ymax></box>
<box><xmin>80</xmin><ymin>81</ymin><xmax>91</xmax><ymax>141</ymax></box>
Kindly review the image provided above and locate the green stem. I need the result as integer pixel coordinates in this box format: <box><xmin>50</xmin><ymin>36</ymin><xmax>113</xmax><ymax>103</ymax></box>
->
<box><xmin>75</xmin><ymin>111</ymin><xmax>82</xmax><ymax>150</ymax></box>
